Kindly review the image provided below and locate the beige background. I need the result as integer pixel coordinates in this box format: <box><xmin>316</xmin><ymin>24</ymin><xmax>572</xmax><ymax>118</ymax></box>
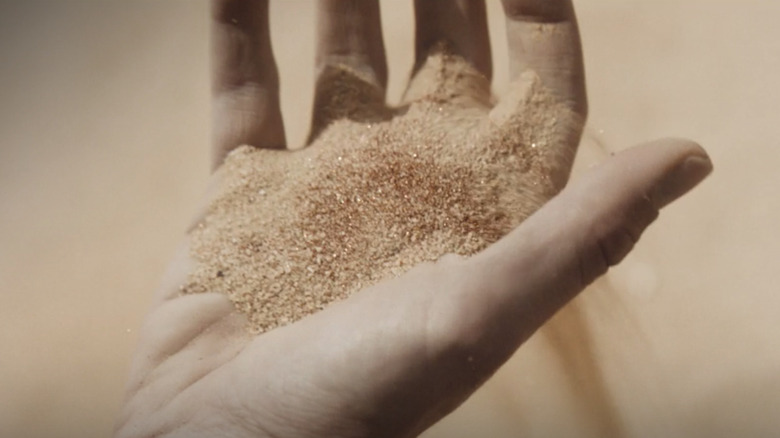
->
<box><xmin>1</xmin><ymin>1</ymin><xmax>778</xmax><ymax>437</ymax></box>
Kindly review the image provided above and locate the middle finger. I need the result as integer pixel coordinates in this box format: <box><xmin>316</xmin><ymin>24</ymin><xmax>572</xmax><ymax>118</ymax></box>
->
<box><xmin>412</xmin><ymin>0</ymin><xmax>492</xmax><ymax>79</ymax></box>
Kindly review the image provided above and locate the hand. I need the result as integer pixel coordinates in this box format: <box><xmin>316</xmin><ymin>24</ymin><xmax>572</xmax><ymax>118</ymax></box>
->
<box><xmin>114</xmin><ymin>1</ymin><xmax>712</xmax><ymax>437</ymax></box>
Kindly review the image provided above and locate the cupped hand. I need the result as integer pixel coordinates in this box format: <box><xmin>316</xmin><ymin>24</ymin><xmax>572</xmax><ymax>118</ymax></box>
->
<box><xmin>114</xmin><ymin>1</ymin><xmax>712</xmax><ymax>437</ymax></box>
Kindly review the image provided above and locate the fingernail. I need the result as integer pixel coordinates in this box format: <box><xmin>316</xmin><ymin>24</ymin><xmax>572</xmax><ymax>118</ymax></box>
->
<box><xmin>654</xmin><ymin>153</ymin><xmax>713</xmax><ymax>208</ymax></box>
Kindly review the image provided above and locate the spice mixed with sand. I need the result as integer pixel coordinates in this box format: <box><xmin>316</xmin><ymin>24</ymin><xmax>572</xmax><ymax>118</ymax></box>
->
<box><xmin>183</xmin><ymin>49</ymin><xmax>582</xmax><ymax>334</ymax></box>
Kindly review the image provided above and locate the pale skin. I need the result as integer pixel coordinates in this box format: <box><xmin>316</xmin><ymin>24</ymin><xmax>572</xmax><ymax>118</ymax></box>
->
<box><xmin>114</xmin><ymin>1</ymin><xmax>713</xmax><ymax>437</ymax></box>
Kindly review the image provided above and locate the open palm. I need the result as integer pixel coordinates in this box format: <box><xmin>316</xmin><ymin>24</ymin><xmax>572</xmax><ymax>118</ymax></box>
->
<box><xmin>114</xmin><ymin>1</ymin><xmax>711</xmax><ymax>437</ymax></box>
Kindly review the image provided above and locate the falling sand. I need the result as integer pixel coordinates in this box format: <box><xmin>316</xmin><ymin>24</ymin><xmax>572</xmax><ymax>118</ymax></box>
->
<box><xmin>182</xmin><ymin>48</ymin><xmax>582</xmax><ymax>334</ymax></box>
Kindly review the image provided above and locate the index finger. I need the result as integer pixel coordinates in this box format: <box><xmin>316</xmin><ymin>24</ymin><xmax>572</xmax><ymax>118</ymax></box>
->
<box><xmin>211</xmin><ymin>0</ymin><xmax>286</xmax><ymax>169</ymax></box>
<box><xmin>501</xmin><ymin>0</ymin><xmax>587</xmax><ymax>117</ymax></box>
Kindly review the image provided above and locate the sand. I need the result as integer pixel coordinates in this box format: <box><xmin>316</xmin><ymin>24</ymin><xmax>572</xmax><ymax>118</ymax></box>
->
<box><xmin>182</xmin><ymin>48</ymin><xmax>581</xmax><ymax>334</ymax></box>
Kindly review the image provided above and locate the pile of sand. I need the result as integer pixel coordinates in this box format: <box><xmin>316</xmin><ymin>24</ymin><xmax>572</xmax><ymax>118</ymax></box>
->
<box><xmin>182</xmin><ymin>49</ymin><xmax>581</xmax><ymax>333</ymax></box>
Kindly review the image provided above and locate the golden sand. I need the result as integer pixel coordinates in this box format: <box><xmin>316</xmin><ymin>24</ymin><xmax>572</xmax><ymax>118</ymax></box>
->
<box><xmin>182</xmin><ymin>49</ymin><xmax>581</xmax><ymax>333</ymax></box>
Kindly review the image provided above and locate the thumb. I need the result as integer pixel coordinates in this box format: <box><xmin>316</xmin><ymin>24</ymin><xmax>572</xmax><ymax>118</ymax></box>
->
<box><xmin>466</xmin><ymin>138</ymin><xmax>712</xmax><ymax>355</ymax></box>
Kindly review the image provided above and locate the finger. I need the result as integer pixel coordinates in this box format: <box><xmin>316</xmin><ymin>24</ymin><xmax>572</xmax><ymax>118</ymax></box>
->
<box><xmin>463</xmin><ymin>139</ymin><xmax>712</xmax><ymax>367</ymax></box>
<box><xmin>501</xmin><ymin>0</ymin><xmax>587</xmax><ymax>117</ymax></box>
<box><xmin>486</xmin><ymin>70</ymin><xmax>584</xmax><ymax>193</ymax></box>
<box><xmin>401</xmin><ymin>0</ymin><xmax>493</xmax><ymax>106</ymax></box>
<box><xmin>412</xmin><ymin>0</ymin><xmax>492</xmax><ymax>79</ymax></box>
<box><xmin>212</xmin><ymin>0</ymin><xmax>286</xmax><ymax>169</ymax></box>
<box><xmin>316</xmin><ymin>0</ymin><xmax>387</xmax><ymax>89</ymax></box>
<box><xmin>308</xmin><ymin>0</ymin><xmax>390</xmax><ymax>144</ymax></box>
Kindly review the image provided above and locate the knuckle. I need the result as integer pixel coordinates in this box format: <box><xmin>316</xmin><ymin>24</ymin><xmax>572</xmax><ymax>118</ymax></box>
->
<box><xmin>578</xmin><ymin>195</ymin><xmax>659</xmax><ymax>287</ymax></box>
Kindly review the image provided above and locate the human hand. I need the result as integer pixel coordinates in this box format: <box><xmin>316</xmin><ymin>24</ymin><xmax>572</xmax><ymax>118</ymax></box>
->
<box><xmin>114</xmin><ymin>1</ymin><xmax>712</xmax><ymax>437</ymax></box>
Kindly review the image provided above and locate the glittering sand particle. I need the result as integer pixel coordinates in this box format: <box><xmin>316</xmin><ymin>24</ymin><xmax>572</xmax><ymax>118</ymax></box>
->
<box><xmin>182</xmin><ymin>47</ymin><xmax>582</xmax><ymax>334</ymax></box>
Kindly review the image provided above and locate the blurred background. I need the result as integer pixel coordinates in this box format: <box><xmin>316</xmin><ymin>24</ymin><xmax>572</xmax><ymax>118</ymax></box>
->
<box><xmin>1</xmin><ymin>1</ymin><xmax>778</xmax><ymax>437</ymax></box>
